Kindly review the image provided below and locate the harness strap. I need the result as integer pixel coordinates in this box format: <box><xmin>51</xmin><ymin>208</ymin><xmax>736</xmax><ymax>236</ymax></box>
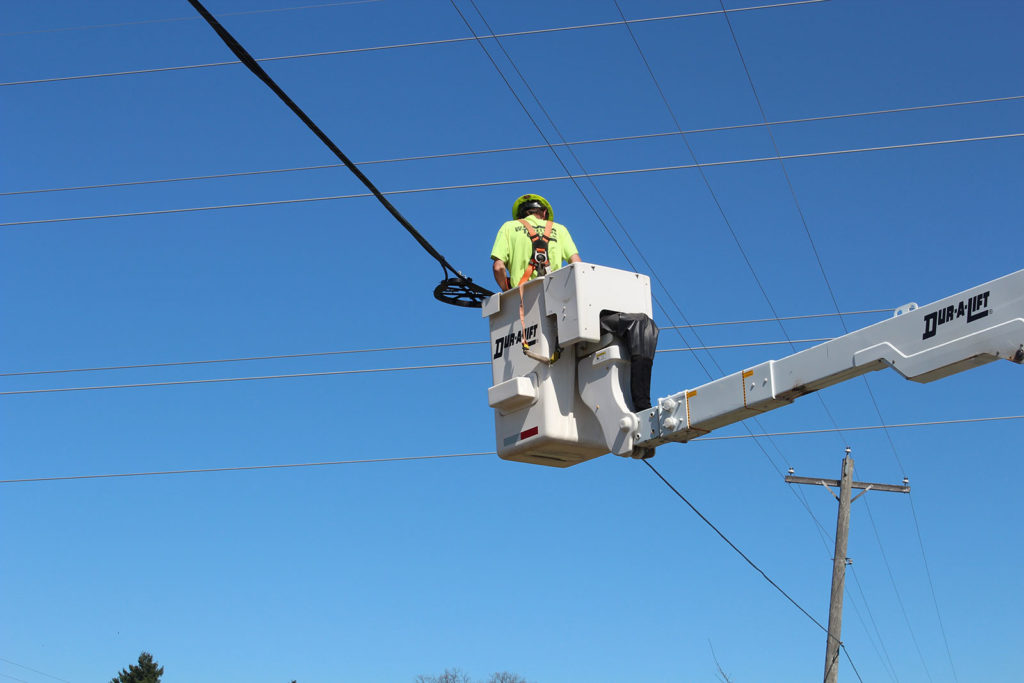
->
<box><xmin>515</xmin><ymin>219</ymin><xmax>554</xmax><ymax>287</ymax></box>
<box><xmin>514</xmin><ymin>219</ymin><xmax>558</xmax><ymax>363</ymax></box>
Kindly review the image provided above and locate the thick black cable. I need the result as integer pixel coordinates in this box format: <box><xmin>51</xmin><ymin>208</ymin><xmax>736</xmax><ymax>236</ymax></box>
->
<box><xmin>643</xmin><ymin>459</ymin><xmax>826</xmax><ymax>629</ymax></box>
<box><xmin>185</xmin><ymin>0</ymin><xmax>480</xmax><ymax>293</ymax></box>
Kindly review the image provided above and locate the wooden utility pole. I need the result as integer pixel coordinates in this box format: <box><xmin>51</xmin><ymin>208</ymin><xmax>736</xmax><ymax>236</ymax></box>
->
<box><xmin>785</xmin><ymin>448</ymin><xmax>910</xmax><ymax>683</ymax></box>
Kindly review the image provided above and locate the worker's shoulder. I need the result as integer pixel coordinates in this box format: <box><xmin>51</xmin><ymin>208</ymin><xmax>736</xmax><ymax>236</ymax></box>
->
<box><xmin>497</xmin><ymin>217</ymin><xmax>570</xmax><ymax>234</ymax></box>
<box><xmin>525</xmin><ymin>217</ymin><xmax>571</xmax><ymax>230</ymax></box>
<box><xmin>497</xmin><ymin>219</ymin><xmax>521</xmax><ymax>231</ymax></box>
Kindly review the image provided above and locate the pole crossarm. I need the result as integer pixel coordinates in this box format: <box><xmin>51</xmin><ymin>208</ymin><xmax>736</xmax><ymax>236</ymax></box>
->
<box><xmin>785</xmin><ymin>475</ymin><xmax>910</xmax><ymax>494</ymax></box>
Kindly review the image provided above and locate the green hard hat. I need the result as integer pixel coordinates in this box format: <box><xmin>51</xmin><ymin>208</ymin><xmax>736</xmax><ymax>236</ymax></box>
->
<box><xmin>512</xmin><ymin>194</ymin><xmax>554</xmax><ymax>221</ymax></box>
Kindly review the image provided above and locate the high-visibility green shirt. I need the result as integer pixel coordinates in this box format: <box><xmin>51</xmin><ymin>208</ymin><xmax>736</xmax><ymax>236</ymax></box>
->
<box><xmin>490</xmin><ymin>216</ymin><xmax>579</xmax><ymax>286</ymax></box>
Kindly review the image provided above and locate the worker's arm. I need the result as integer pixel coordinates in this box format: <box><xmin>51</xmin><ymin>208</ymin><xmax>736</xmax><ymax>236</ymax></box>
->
<box><xmin>569</xmin><ymin>253</ymin><xmax>582</xmax><ymax>264</ymax></box>
<box><xmin>493</xmin><ymin>258</ymin><xmax>511</xmax><ymax>291</ymax></box>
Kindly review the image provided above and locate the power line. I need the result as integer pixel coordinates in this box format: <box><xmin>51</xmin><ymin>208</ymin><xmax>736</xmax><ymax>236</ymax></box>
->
<box><xmin>446</xmin><ymin>0</ymin><xmax>654</xmax><ymax>314</ymax></box>
<box><xmin>711</xmin><ymin>0</ymin><xmax>852</xmax><ymax>446</ymax></box>
<box><xmin>643</xmin><ymin>459</ymin><xmax>865</xmax><ymax>683</ymax></box>
<box><xmin>861</xmin><ymin>497</ymin><xmax>936</xmax><ymax>682</ymax></box>
<box><xmin>716</xmin><ymin>2</ymin><xmax>964</xmax><ymax>673</ymax></box>
<box><xmin>0</xmin><ymin>340</ymin><xmax>490</xmax><ymax>377</ymax></box>
<box><xmin>0</xmin><ymin>1</ymin><xmax>827</xmax><ymax>88</ymax></box>
<box><xmin>644</xmin><ymin>459</ymin><xmax>827</xmax><ymax>628</ymax></box>
<box><xmin>0</xmin><ymin>658</ymin><xmax>71</xmax><ymax>683</ymax></box>
<box><xmin>906</xmin><ymin>493</ymin><xmax>960</xmax><ymax>681</ymax></box>
<box><xmin>1</xmin><ymin>309</ymin><xmax>889</xmax><ymax>378</ymax></box>
<box><xmin>5</xmin><ymin>131</ymin><xmax>1017</xmax><ymax>228</ymax></box>
<box><xmin>3</xmin><ymin>415</ymin><xmax>1018</xmax><ymax>483</ymax></box>
<box><xmin>853</xmin><ymin>381</ymin><xmax>962</xmax><ymax>680</ymax></box>
<box><xmin>694</xmin><ymin>415</ymin><xmax>1024</xmax><ymax>441</ymax></box>
<box><xmin>2</xmin><ymin>335</ymin><xmax>914</xmax><ymax>394</ymax></box>
<box><xmin>664</xmin><ymin>308</ymin><xmax>891</xmax><ymax>330</ymax></box>
<box><xmin>7</xmin><ymin>95</ymin><xmax>1018</xmax><ymax>197</ymax></box>
<box><xmin>456</xmin><ymin>0</ymin><xmax>716</xmax><ymax>386</ymax></box>
<box><xmin>185</xmin><ymin>0</ymin><xmax>485</xmax><ymax>306</ymax></box>
<box><xmin>0</xmin><ymin>452</ymin><xmax>493</xmax><ymax>485</ymax></box>
<box><xmin>0</xmin><ymin>360</ymin><xmax>489</xmax><ymax>396</ymax></box>
<box><xmin>0</xmin><ymin>0</ymin><xmax>382</xmax><ymax>37</ymax></box>
<box><xmin>610</xmin><ymin>0</ymin><xmax>848</xmax><ymax>490</ymax></box>
<box><xmin>0</xmin><ymin>337</ymin><xmax>834</xmax><ymax>386</ymax></box>
<box><xmin>661</xmin><ymin>337</ymin><xmax>829</xmax><ymax>351</ymax></box>
<box><xmin>847</xmin><ymin>567</ymin><xmax>902</xmax><ymax>682</ymax></box>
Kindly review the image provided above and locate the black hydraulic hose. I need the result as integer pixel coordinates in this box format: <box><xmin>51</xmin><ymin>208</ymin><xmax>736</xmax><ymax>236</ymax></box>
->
<box><xmin>186</xmin><ymin>0</ymin><xmax>468</xmax><ymax>280</ymax></box>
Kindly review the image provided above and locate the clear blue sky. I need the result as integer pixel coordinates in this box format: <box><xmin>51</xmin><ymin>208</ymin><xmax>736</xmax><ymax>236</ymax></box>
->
<box><xmin>2</xmin><ymin>1</ymin><xmax>1021</xmax><ymax>681</ymax></box>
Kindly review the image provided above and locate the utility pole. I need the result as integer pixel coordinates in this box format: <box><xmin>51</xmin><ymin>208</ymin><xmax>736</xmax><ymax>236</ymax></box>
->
<box><xmin>786</xmin><ymin>448</ymin><xmax>910</xmax><ymax>683</ymax></box>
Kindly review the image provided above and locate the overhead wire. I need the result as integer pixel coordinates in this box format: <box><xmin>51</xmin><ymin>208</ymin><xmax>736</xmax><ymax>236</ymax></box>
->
<box><xmin>463</xmin><ymin>6</ymin><xmax>859</xmax><ymax>676</ymax></box>
<box><xmin>716</xmin><ymin>3</ymin><xmax>975</xmax><ymax>676</ymax></box>
<box><xmin>727</xmin><ymin>2</ymin><xmax>962</xmax><ymax>673</ymax></box>
<box><xmin>0</xmin><ymin>340</ymin><xmax>490</xmax><ymax>377</ymax></box>
<box><xmin>184</xmin><ymin>0</ymin><xmax>486</xmax><ymax>303</ymax></box>
<box><xmin>0</xmin><ymin>338</ymin><xmax>835</xmax><ymax>393</ymax></box>
<box><xmin>696</xmin><ymin>415</ymin><xmax>1024</xmax><ymax>440</ymax></box>
<box><xmin>643</xmin><ymin>459</ymin><xmax>864</xmax><ymax>683</ymax></box>
<box><xmin>4</xmin><ymin>131</ymin><xmax>1021</xmax><ymax>228</ymax></box>
<box><xmin>0</xmin><ymin>360</ymin><xmax>489</xmax><ymax>396</ymax></box>
<box><xmin>0</xmin><ymin>658</ymin><xmax>71</xmax><ymax>683</ymax></box>
<box><xmin>0</xmin><ymin>0</ymin><xmax>382</xmax><ymax>37</ymax></box>
<box><xmin>449</xmin><ymin>0</ymin><xmax>726</xmax><ymax>387</ymax></box>
<box><xmin>6</xmin><ymin>94</ymin><xmax>1020</xmax><ymax>198</ymax></box>
<box><xmin>0</xmin><ymin>339</ymin><xmax>826</xmax><ymax>381</ymax></box>
<box><xmin>905</xmin><ymin>487</ymin><xmax>960</xmax><ymax>680</ymax></box>
<box><xmin>604</xmin><ymin>17</ymin><xmax>879</xmax><ymax>675</ymax></box>
<box><xmin>707</xmin><ymin>0</ymin><xmax>852</xmax><ymax>450</ymax></box>
<box><xmin>701</xmin><ymin>8</ymin><xmax>878</xmax><ymax>666</ymax></box>
<box><xmin>0</xmin><ymin>308</ymin><xmax>890</xmax><ymax>378</ymax></box>
<box><xmin>0</xmin><ymin>452</ymin><xmax>493</xmax><ymax>485</ymax></box>
<box><xmin>861</xmin><ymin>498</ymin><xmax>936</xmax><ymax>682</ymax></box>
<box><xmin>848</xmin><ymin>567</ymin><xmax>902</xmax><ymax>682</ymax></box>
<box><xmin>0</xmin><ymin>1</ymin><xmax>828</xmax><ymax>88</ymax></box>
<box><xmin>454</xmin><ymin>2</ymin><xmax>822</xmax><ymax>536</ymax></box>
<box><xmin>4</xmin><ymin>5</ymin><xmax>1015</xmax><ymax>679</ymax></box>
<box><xmin>3</xmin><ymin>416</ymin><xmax>1021</xmax><ymax>484</ymax></box>
<box><xmin>608</xmin><ymin>0</ymin><xmax>844</xmax><ymax>549</ymax></box>
<box><xmin>454</xmin><ymin>0</ymin><xmax>719</xmax><ymax>378</ymax></box>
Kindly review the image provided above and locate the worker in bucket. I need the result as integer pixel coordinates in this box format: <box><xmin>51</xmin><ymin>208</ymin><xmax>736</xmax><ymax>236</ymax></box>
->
<box><xmin>491</xmin><ymin>194</ymin><xmax>581</xmax><ymax>292</ymax></box>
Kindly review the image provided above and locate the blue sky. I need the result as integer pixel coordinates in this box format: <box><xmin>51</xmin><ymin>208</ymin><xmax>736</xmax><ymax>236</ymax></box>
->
<box><xmin>1</xmin><ymin>1</ymin><xmax>1021</xmax><ymax>681</ymax></box>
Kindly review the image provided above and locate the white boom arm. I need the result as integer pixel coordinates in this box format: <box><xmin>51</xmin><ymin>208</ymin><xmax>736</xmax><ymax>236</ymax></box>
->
<box><xmin>484</xmin><ymin>264</ymin><xmax>1023</xmax><ymax>467</ymax></box>
<box><xmin>635</xmin><ymin>269</ymin><xmax>1024</xmax><ymax>449</ymax></box>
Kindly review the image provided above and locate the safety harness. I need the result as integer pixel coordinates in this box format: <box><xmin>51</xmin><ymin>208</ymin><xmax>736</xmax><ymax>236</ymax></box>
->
<box><xmin>515</xmin><ymin>218</ymin><xmax>560</xmax><ymax>364</ymax></box>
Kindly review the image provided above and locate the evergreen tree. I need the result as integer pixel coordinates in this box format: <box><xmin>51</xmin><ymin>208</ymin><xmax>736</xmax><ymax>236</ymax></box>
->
<box><xmin>109</xmin><ymin>651</ymin><xmax>164</xmax><ymax>683</ymax></box>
